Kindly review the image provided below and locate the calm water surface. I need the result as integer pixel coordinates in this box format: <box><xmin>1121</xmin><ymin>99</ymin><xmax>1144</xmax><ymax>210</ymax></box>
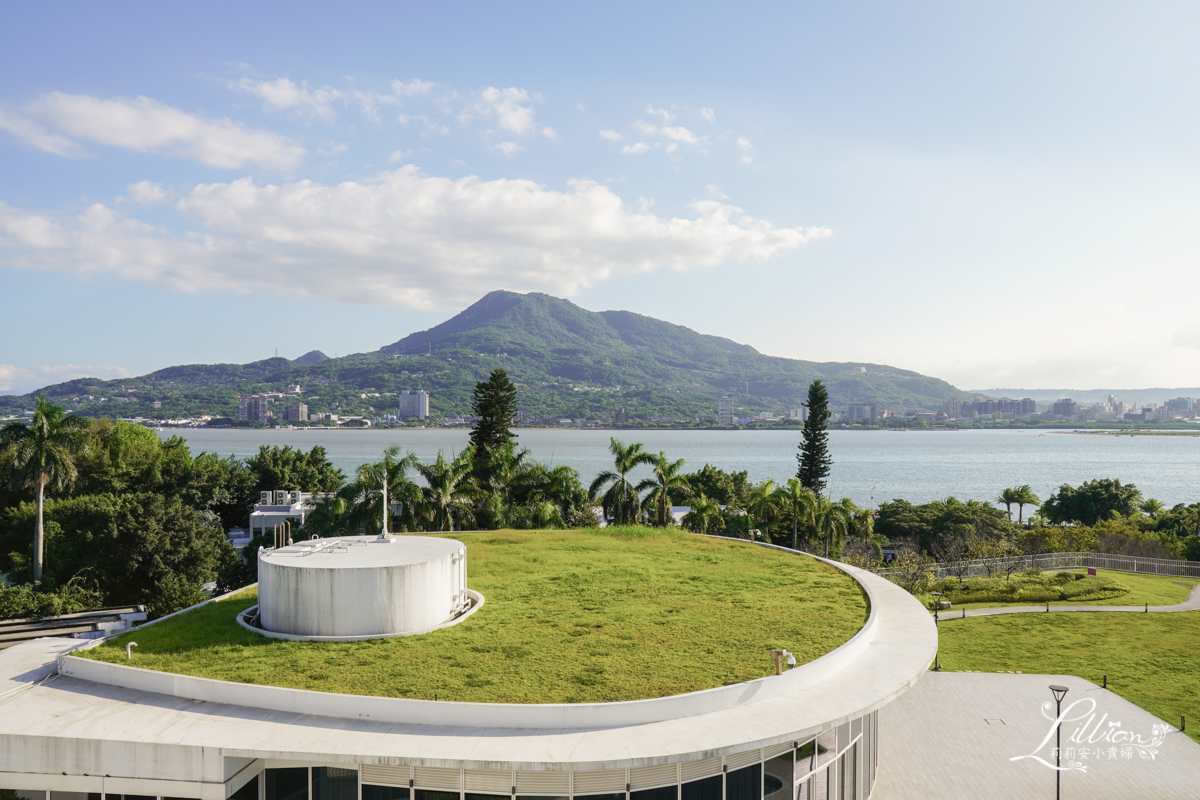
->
<box><xmin>161</xmin><ymin>428</ymin><xmax>1200</xmax><ymax>507</ymax></box>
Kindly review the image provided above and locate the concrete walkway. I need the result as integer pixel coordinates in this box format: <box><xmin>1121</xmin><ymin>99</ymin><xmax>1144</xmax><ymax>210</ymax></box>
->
<box><xmin>873</xmin><ymin>672</ymin><xmax>1200</xmax><ymax>799</ymax></box>
<box><xmin>934</xmin><ymin>582</ymin><xmax>1200</xmax><ymax>620</ymax></box>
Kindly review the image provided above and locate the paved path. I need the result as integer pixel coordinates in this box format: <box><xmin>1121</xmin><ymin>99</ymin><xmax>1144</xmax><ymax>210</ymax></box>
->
<box><xmin>933</xmin><ymin>582</ymin><xmax>1200</xmax><ymax>620</ymax></box>
<box><xmin>873</xmin><ymin>672</ymin><xmax>1200</xmax><ymax>799</ymax></box>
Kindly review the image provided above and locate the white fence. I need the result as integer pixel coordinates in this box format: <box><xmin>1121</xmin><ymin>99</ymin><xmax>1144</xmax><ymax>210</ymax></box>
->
<box><xmin>874</xmin><ymin>551</ymin><xmax>1200</xmax><ymax>581</ymax></box>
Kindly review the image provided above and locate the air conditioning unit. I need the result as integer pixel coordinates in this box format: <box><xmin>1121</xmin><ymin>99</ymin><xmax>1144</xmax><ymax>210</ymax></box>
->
<box><xmin>260</xmin><ymin>491</ymin><xmax>272</xmax><ymax>505</ymax></box>
<box><xmin>274</xmin><ymin>490</ymin><xmax>289</xmax><ymax>505</ymax></box>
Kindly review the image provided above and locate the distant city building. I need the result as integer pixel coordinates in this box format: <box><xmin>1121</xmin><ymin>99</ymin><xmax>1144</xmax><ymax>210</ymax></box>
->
<box><xmin>846</xmin><ymin>403</ymin><xmax>877</xmax><ymax>422</ymax></box>
<box><xmin>397</xmin><ymin>390</ymin><xmax>430</xmax><ymax>420</ymax></box>
<box><xmin>615</xmin><ymin>407</ymin><xmax>629</xmax><ymax>424</ymax></box>
<box><xmin>1167</xmin><ymin>397</ymin><xmax>1194</xmax><ymax>413</ymax></box>
<box><xmin>1051</xmin><ymin>398</ymin><xmax>1079</xmax><ymax>418</ymax></box>
<box><xmin>942</xmin><ymin>397</ymin><xmax>962</xmax><ymax>418</ymax></box>
<box><xmin>238</xmin><ymin>394</ymin><xmax>271</xmax><ymax>422</ymax></box>
<box><xmin>718</xmin><ymin>396</ymin><xmax>735</xmax><ymax>425</ymax></box>
<box><xmin>284</xmin><ymin>402</ymin><xmax>308</xmax><ymax>422</ymax></box>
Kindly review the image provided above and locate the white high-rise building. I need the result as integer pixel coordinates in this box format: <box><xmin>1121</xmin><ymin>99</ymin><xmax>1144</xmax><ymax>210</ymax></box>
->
<box><xmin>718</xmin><ymin>395</ymin><xmax>735</xmax><ymax>425</ymax></box>
<box><xmin>398</xmin><ymin>390</ymin><xmax>430</xmax><ymax>420</ymax></box>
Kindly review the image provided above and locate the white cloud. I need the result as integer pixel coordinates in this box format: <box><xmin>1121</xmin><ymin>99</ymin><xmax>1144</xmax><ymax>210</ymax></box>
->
<box><xmin>126</xmin><ymin>181</ymin><xmax>171</xmax><ymax>205</ymax></box>
<box><xmin>392</xmin><ymin>79</ymin><xmax>435</xmax><ymax>96</ymax></box>
<box><xmin>387</xmin><ymin>149</ymin><xmax>413</xmax><ymax>163</ymax></box>
<box><xmin>0</xmin><ymin>168</ymin><xmax>830</xmax><ymax>311</ymax></box>
<box><xmin>700</xmin><ymin>107</ymin><xmax>715</xmax><ymax>123</ymax></box>
<box><xmin>737</xmin><ymin>136</ymin><xmax>754</xmax><ymax>163</ymax></box>
<box><xmin>0</xmin><ymin>108</ymin><xmax>85</xmax><ymax>157</ymax></box>
<box><xmin>473</xmin><ymin>86</ymin><xmax>538</xmax><ymax>135</ymax></box>
<box><xmin>645</xmin><ymin>105</ymin><xmax>674</xmax><ymax>122</ymax></box>
<box><xmin>599</xmin><ymin>130</ymin><xmax>623</xmax><ymax>142</ymax></box>
<box><xmin>659</xmin><ymin>126</ymin><xmax>700</xmax><ymax>146</ymax></box>
<box><xmin>491</xmin><ymin>141</ymin><xmax>523</xmax><ymax>156</ymax></box>
<box><xmin>542</xmin><ymin>127</ymin><xmax>557</xmax><ymax>141</ymax></box>
<box><xmin>23</xmin><ymin>92</ymin><xmax>305</xmax><ymax>169</ymax></box>
<box><xmin>706</xmin><ymin>185</ymin><xmax>729</xmax><ymax>199</ymax></box>
<box><xmin>0</xmin><ymin>363</ymin><xmax>132</xmax><ymax>395</ymax></box>
<box><xmin>235</xmin><ymin>77</ymin><xmax>343</xmax><ymax>120</ymax></box>
<box><xmin>621</xmin><ymin>142</ymin><xmax>652</xmax><ymax>155</ymax></box>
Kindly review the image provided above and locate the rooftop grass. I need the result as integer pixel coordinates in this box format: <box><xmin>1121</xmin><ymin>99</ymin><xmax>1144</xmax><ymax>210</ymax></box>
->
<box><xmin>78</xmin><ymin>527</ymin><xmax>869</xmax><ymax>704</ymax></box>
<box><xmin>936</xmin><ymin>611</ymin><xmax>1200</xmax><ymax>744</ymax></box>
<box><xmin>918</xmin><ymin>569</ymin><xmax>1198</xmax><ymax>611</ymax></box>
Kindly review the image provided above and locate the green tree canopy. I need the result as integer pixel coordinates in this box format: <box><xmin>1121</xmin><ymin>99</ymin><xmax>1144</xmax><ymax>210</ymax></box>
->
<box><xmin>797</xmin><ymin>379</ymin><xmax>832</xmax><ymax>493</ymax></box>
<box><xmin>0</xmin><ymin>396</ymin><xmax>89</xmax><ymax>582</ymax></box>
<box><xmin>468</xmin><ymin>368</ymin><xmax>519</xmax><ymax>462</ymax></box>
<box><xmin>0</xmin><ymin>492</ymin><xmax>235</xmax><ymax>617</ymax></box>
<box><xmin>1041</xmin><ymin>479</ymin><xmax>1143</xmax><ymax>526</ymax></box>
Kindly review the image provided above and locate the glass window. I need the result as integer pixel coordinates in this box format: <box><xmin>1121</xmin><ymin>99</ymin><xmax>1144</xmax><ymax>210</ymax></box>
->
<box><xmin>518</xmin><ymin>796</ymin><xmax>567</xmax><ymax>800</ymax></box>
<box><xmin>726</xmin><ymin>763</ymin><xmax>761</xmax><ymax>800</ymax></box>
<box><xmin>231</xmin><ymin>776</ymin><xmax>260</xmax><ymax>800</ymax></box>
<box><xmin>681</xmin><ymin>776</ymin><xmax>720</xmax><ymax>800</ymax></box>
<box><xmin>416</xmin><ymin>790</ymin><xmax>459</xmax><ymax>800</ymax></box>
<box><xmin>573</xmin><ymin>794</ymin><xmax>623</xmax><ymax>800</ymax></box>
<box><xmin>631</xmin><ymin>787</ymin><xmax>676</xmax><ymax>800</ymax></box>
<box><xmin>466</xmin><ymin>793</ymin><xmax>508</xmax><ymax>800</ymax></box>
<box><xmin>763</xmin><ymin>749</ymin><xmax>792</xmax><ymax>800</ymax></box>
<box><xmin>6</xmin><ymin>793</ymin><xmax>46</xmax><ymax>800</ymax></box>
<box><xmin>314</xmin><ymin>767</ymin><xmax>357</xmax><ymax>800</ymax></box>
<box><xmin>364</xmin><ymin>787</ymin><xmax>410</xmax><ymax>800</ymax></box>
<box><xmin>166</xmin><ymin>796</ymin><xmax>202</xmax><ymax>800</ymax></box>
<box><xmin>267</xmin><ymin>767</ymin><xmax>309</xmax><ymax>800</ymax></box>
<box><xmin>815</xmin><ymin>731</ymin><xmax>837</xmax><ymax>769</ymax></box>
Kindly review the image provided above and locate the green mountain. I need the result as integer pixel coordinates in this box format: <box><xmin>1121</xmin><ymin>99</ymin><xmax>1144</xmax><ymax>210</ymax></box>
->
<box><xmin>1</xmin><ymin>291</ymin><xmax>968</xmax><ymax>422</ymax></box>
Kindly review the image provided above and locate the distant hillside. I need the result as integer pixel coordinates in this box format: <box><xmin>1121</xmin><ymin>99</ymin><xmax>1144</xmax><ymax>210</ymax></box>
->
<box><xmin>294</xmin><ymin>350</ymin><xmax>330</xmax><ymax>365</ymax></box>
<box><xmin>2</xmin><ymin>291</ymin><xmax>970</xmax><ymax>421</ymax></box>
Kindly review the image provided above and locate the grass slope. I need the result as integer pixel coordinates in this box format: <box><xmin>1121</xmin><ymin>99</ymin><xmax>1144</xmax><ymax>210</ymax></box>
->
<box><xmin>937</xmin><ymin>612</ymin><xmax>1200</xmax><ymax>744</ymax></box>
<box><xmin>921</xmin><ymin>569</ymin><xmax>1198</xmax><ymax>611</ymax></box>
<box><xmin>80</xmin><ymin>528</ymin><xmax>868</xmax><ymax>704</ymax></box>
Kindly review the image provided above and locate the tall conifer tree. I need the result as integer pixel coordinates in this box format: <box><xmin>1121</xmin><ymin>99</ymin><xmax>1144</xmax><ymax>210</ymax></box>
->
<box><xmin>797</xmin><ymin>379</ymin><xmax>832</xmax><ymax>494</ymax></box>
<box><xmin>469</xmin><ymin>368</ymin><xmax>519</xmax><ymax>462</ymax></box>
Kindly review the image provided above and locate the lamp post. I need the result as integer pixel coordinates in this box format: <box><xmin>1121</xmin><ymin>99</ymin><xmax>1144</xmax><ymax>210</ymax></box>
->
<box><xmin>1050</xmin><ymin>685</ymin><xmax>1069</xmax><ymax>800</ymax></box>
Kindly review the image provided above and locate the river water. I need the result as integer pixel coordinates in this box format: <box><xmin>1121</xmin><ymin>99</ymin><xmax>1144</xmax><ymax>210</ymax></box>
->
<box><xmin>159</xmin><ymin>427</ymin><xmax>1200</xmax><ymax>508</ymax></box>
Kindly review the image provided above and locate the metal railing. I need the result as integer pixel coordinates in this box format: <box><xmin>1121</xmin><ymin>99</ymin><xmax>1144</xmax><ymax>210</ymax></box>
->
<box><xmin>874</xmin><ymin>552</ymin><xmax>1200</xmax><ymax>581</ymax></box>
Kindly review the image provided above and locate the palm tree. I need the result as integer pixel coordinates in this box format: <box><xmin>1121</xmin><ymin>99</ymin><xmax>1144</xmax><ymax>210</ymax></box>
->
<box><xmin>638</xmin><ymin>451</ymin><xmax>689</xmax><ymax>527</ymax></box>
<box><xmin>588</xmin><ymin>438</ymin><xmax>655</xmax><ymax>526</ymax></box>
<box><xmin>416</xmin><ymin>450</ymin><xmax>477</xmax><ymax>532</ymax></box>
<box><xmin>746</xmin><ymin>480</ymin><xmax>778</xmax><ymax>540</ymax></box>
<box><xmin>813</xmin><ymin>497</ymin><xmax>852</xmax><ymax>559</ymax></box>
<box><xmin>1</xmin><ymin>397</ymin><xmax>88</xmax><ymax>582</ymax></box>
<box><xmin>352</xmin><ymin>446</ymin><xmax>420</xmax><ymax>533</ymax></box>
<box><xmin>1140</xmin><ymin>498</ymin><xmax>1165</xmax><ymax>518</ymax></box>
<box><xmin>773</xmin><ymin>478</ymin><xmax>819</xmax><ymax>551</ymax></box>
<box><xmin>683</xmin><ymin>493</ymin><xmax>722</xmax><ymax>535</ymax></box>
<box><xmin>996</xmin><ymin>487</ymin><xmax>1020</xmax><ymax>521</ymax></box>
<box><xmin>1012</xmin><ymin>484</ymin><xmax>1041</xmax><ymax>525</ymax></box>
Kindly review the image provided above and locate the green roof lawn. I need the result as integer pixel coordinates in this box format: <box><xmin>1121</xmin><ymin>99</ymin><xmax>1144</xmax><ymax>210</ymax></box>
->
<box><xmin>79</xmin><ymin>527</ymin><xmax>869</xmax><ymax>704</ymax></box>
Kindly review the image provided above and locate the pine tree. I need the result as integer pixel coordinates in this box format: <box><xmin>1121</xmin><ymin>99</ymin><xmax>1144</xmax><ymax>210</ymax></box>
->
<box><xmin>797</xmin><ymin>379</ymin><xmax>832</xmax><ymax>494</ymax></box>
<box><xmin>469</xmin><ymin>368</ymin><xmax>519</xmax><ymax>462</ymax></box>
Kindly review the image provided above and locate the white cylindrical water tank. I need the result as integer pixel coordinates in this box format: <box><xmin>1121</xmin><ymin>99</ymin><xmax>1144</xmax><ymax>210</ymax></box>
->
<box><xmin>257</xmin><ymin>535</ymin><xmax>467</xmax><ymax>638</ymax></box>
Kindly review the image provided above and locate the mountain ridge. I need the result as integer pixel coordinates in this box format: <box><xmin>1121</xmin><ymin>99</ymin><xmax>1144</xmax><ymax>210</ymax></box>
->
<box><xmin>1</xmin><ymin>291</ymin><xmax>969</xmax><ymax>421</ymax></box>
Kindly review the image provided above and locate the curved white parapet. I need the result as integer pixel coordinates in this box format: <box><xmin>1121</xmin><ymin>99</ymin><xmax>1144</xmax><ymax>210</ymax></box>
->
<box><xmin>257</xmin><ymin>535</ymin><xmax>468</xmax><ymax>638</ymax></box>
<box><xmin>63</xmin><ymin>543</ymin><xmax>937</xmax><ymax>738</ymax></box>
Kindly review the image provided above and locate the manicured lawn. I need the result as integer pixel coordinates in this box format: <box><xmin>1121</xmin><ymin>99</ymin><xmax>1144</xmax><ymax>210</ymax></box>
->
<box><xmin>78</xmin><ymin>527</ymin><xmax>868</xmax><ymax>704</ymax></box>
<box><xmin>919</xmin><ymin>569</ymin><xmax>1198</xmax><ymax>611</ymax></box>
<box><xmin>936</xmin><ymin>611</ymin><xmax>1200</xmax><ymax>744</ymax></box>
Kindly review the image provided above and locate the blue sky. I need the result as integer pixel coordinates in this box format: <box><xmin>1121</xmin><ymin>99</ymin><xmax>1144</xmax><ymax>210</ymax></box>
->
<box><xmin>3</xmin><ymin>2</ymin><xmax>1200</xmax><ymax>395</ymax></box>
